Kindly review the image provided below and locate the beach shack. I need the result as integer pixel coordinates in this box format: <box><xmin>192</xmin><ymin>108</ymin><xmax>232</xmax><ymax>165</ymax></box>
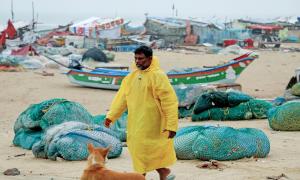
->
<box><xmin>69</xmin><ymin>17</ymin><xmax>124</xmax><ymax>40</ymax></box>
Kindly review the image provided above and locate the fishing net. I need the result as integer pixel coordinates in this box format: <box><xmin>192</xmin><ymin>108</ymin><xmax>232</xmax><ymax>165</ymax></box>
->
<box><xmin>174</xmin><ymin>126</ymin><xmax>206</xmax><ymax>160</ymax></box>
<box><xmin>13</xmin><ymin>99</ymin><xmax>124</xmax><ymax>161</ymax></box>
<box><xmin>174</xmin><ymin>125</ymin><xmax>270</xmax><ymax>160</ymax></box>
<box><xmin>192</xmin><ymin>99</ymin><xmax>272</xmax><ymax>121</ymax></box>
<box><xmin>32</xmin><ymin>121</ymin><xmax>122</xmax><ymax>161</ymax></box>
<box><xmin>93</xmin><ymin>112</ymin><xmax>128</xmax><ymax>142</ymax></box>
<box><xmin>268</xmin><ymin>101</ymin><xmax>300</xmax><ymax>131</ymax></box>
<box><xmin>14</xmin><ymin>98</ymin><xmax>93</xmax><ymax>133</ymax></box>
<box><xmin>193</xmin><ymin>90</ymin><xmax>252</xmax><ymax>114</ymax></box>
<box><xmin>0</xmin><ymin>55</ymin><xmax>27</xmax><ymax>66</ymax></box>
<box><xmin>13</xmin><ymin>129</ymin><xmax>42</xmax><ymax>150</ymax></box>
<box><xmin>13</xmin><ymin>98</ymin><xmax>94</xmax><ymax>150</ymax></box>
<box><xmin>291</xmin><ymin>83</ymin><xmax>300</xmax><ymax>96</ymax></box>
<box><xmin>272</xmin><ymin>96</ymin><xmax>286</xmax><ymax>106</ymax></box>
<box><xmin>249</xmin><ymin>99</ymin><xmax>273</xmax><ymax>119</ymax></box>
<box><xmin>178</xmin><ymin>106</ymin><xmax>194</xmax><ymax>118</ymax></box>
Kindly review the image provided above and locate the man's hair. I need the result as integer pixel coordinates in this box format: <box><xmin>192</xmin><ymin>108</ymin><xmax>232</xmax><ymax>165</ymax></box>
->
<box><xmin>134</xmin><ymin>46</ymin><xmax>153</xmax><ymax>57</ymax></box>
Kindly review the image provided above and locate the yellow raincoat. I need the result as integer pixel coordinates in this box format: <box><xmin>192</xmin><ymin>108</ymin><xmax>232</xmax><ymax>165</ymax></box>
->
<box><xmin>106</xmin><ymin>56</ymin><xmax>178</xmax><ymax>173</ymax></box>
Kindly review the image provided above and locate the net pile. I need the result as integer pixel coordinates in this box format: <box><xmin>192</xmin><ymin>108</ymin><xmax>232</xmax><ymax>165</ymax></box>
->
<box><xmin>268</xmin><ymin>101</ymin><xmax>300</xmax><ymax>131</ymax></box>
<box><xmin>13</xmin><ymin>99</ymin><xmax>123</xmax><ymax>160</ymax></box>
<box><xmin>174</xmin><ymin>125</ymin><xmax>270</xmax><ymax>160</ymax></box>
<box><xmin>93</xmin><ymin>112</ymin><xmax>128</xmax><ymax>142</ymax></box>
<box><xmin>32</xmin><ymin>121</ymin><xmax>122</xmax><ymax>160</ymax></box>
<box><xmin>191</xmin><ymin>90</ymin><xmax>272</xmax><ymax>121</ymax></box>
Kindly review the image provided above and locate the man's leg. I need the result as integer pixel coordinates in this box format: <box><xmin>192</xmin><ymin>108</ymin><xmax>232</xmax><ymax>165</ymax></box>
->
<box><xmin>156</xmin><ymin>168</ymin><xmax>171</xmax><ymax>180</ymax></box>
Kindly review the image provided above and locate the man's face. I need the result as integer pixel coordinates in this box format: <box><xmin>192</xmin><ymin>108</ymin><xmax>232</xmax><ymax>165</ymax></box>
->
<box><xmin>134</xmin><ymin>53</ymin><xmax>152</xmax><ymax>70</ymax></box>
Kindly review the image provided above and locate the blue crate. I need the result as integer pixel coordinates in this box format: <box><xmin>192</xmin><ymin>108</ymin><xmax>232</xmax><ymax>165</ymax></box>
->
<box><xmin>112</xmin><ymin>45</ymin><xmax>139</xmax><ymax>52</ymax></box>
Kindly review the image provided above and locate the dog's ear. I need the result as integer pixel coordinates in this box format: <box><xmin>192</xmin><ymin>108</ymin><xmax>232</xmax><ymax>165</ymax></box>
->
<box><xmin>102</xmin><ymin>146</ymin><xmax>111</xmax><ymax>157</ymax></box>
<box><xmin>87</xmin><ymin>143</ymin><xmax>94</xmax><ymax>153</ymax></box>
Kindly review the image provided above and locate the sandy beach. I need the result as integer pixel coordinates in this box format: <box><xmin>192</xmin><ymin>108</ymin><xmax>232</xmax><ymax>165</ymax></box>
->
<box><xmin>1</xmin><ymin>45</ymin><xmax>300</xmax><ymax>180</ymax></box>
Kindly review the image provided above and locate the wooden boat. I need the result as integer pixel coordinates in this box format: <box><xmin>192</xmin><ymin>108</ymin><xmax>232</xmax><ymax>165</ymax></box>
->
<box><xmin>66</xmin><ymin>52</ymin><xmax>256</xmax><ymax>90</ymax></box>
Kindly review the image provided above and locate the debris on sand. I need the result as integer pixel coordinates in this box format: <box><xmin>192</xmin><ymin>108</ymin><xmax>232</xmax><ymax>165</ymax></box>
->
<box><xmin>266</xmin><ymin>173</ymin><xmax>289</xmax><ymax>180</ymax></box>
<box><xmin>3</xmin><ymin>168</ymin><xmax>20</xmax><ymax>176</ymax></box>
<box><xmin>196</xmin><ymin>160</ymin><xmax>228</xmax><ymax>170</ymax></box>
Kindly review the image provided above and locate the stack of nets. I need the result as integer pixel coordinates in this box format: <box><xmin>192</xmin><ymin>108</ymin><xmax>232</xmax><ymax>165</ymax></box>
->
<box><xmin>93</xmin><ymin>112</ymin><xmax>128</xmax><ymax>142</ymax></box>
<box><xmin>0</xmin><ymin>55</ymin><xmax>26</xmax><ymax>67</ymax></box>
<box><xmin>268</xmin><ymin>101</ymin><xmax>300</xmax><ymax>131</ymax></box>
<box><xmin>192</xmin><ymin>90</ymin><xmax>273</xmax><ymax>121</ymax></box>
<box><xmin>32</xmin><ymin>121</ymin><xmax>123</xmax><ymax>160</ymax></box>
<box><xmin>0</xmin><ymin>55</ymin><xmax>26</xmax><ymax>71</ymax></box>
<box><xmin>173</xmin><ymin>84</ymin><xmax>215</xmax><ymax>118</ymax></box>
<box><xmin>174</xmin><ymin>125</ymin><xmax>270</xmax><ymax>160</ymax></box>
<box><xmin>13</xmin><ymin>98</ymin><xmax>123</xmax><ymax>161</ymax></box>
<box><xmin>13</xmin><ymin>98</ymin><xmax>94</xmax><ymax>150</ymax></box>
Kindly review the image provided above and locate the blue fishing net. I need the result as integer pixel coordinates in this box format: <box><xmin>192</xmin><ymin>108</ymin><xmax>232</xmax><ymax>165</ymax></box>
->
<box><xmin>32</xmin><ymin>121</ymin><xmax>122</xmax><ymax>161</ymax></box>
<box><xmin>13</xmin><ymin>98</ymin><xmax>94</xmax><ymax>150</ymax></box>
<box><xmin>268</xmin><ymin>101</ymin><xmax>300</xmax><ymax>131</ymax></box>
<box><xmin>174</xmin><ymin>126</ymin><xmax>270</xmax><ymax>160</ymax></box>
<box><xmin>174</xmin><ymin>126</ymin><xmax>206</xmax><ymax>160</ymax></box>
<box><xmin>13</xmin><ymin>129</ymin><xmax>42</xmax><ymax>150</ymax></box>
<box><xmin>39</xmin><ymin>100</ymin><xmax>94</xmax><ymax>129</ymax></box>
<box><xmin>93</xmin><ymin>112</ymin><xmax>128</xmax><ymax>142</ymax></box>
<box><xmin>14</xmin><ymin>98</ymin><xmax>93</xmax><ymax>132</ymax></box>
<box><xmin>0</xmin><ymin>55</ymin><xmax>27</xmax><ymax>66</ymax></box>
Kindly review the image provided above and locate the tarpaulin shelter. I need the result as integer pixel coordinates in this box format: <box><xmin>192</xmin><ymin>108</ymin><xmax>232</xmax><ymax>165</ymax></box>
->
<box><xmin>0</xmin><ymin>31</ymin><xmax>6</xmax><ymax>47</ymax></box>
<box><xmin>144</xmin><ymin>17</ymin><xmax>251</xmax><ymax>45</ymax></box>
<box><xmin>70</xmin><ymin>17</ymin><xmax>124</xmax><ymax>39</ymax></box>
<box><xmin>6</xmin><ymin>20</ymin><xmax>17</xmax><ymax>39</ymax></box>
<box><xmin>144</xmin><ymin>17</ymin><xmax>187</xmax><ymax>45</ymax></box>
<box><xmin>246</xmin><ymin>25</ymin><xmax>283</xmax><ymax>31</ymax></box>
<box><xmin>11</xmin><ymin>45</ymin><xmax>38</xmax><ymax>56</ymax></box>
<box><xmin>36</xmin><ymin>31</ymin><xmax>71</xmax><ymax>46</ymax></box>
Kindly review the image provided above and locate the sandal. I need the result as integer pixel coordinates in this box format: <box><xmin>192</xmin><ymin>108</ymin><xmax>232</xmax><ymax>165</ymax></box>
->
<box><xmin>166</xmin><ymin>174</ymin><xmax>176</xmax><ymax>180</ymax></box>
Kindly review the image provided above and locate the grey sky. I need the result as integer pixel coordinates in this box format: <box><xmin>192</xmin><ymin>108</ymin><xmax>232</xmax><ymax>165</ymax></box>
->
<box><xmin>0</xmin><ymin>0</ymin><xmax>299</xmax><ymax>25</ymax></box>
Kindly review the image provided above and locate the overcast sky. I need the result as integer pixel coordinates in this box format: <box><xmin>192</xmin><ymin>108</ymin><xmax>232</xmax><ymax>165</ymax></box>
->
<box><xmin>0</xmin><ymin>0</ymin><xmax>299</xmax><ymax>25</ymax></box>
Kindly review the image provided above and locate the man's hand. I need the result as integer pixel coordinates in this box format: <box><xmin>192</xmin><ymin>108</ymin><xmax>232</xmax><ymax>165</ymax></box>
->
<box><xmin>168</xmin><ymin>130</ymin><xmax>176</xmax><ymax>139</ymax></box>
<box><xmin>104</xmin><ymin>118</ymin><xmax>112</xmax><ymax>128</ymax></box>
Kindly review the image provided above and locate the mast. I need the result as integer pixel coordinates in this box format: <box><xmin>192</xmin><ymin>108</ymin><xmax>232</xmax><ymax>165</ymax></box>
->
<box><xmin>32</xmin><ymin>1</ymin><xmax>35</xmax><ymax>30</ymax></box>
<box><xmin>172</xmin><ymin>3</ymin><xmax>175</xmax><ymax>17</ymax></box>
<box><xmin>11</xmin><ymin>0</ymin><xmax>14</xmax><ymax>22</ymax></box>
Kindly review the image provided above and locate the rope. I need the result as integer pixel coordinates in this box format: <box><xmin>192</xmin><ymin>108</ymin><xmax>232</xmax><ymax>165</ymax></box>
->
<box><xmin>42</xmin><ymin>99</ymin><xmax>68</xmax><ymax>113</ymax></box>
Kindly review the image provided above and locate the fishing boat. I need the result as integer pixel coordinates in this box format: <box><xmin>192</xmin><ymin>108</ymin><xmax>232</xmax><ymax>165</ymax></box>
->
<box><xmin>66</xmin><ymin>52</ymin><xmax>256</xmax><ymax>90</ymax></box>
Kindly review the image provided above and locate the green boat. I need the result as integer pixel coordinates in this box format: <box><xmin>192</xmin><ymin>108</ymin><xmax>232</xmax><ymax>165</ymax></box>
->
<box><xmin>66</xmin><ymin>52</ymin><xmax>256</xmax><ymax>90</ymax></box>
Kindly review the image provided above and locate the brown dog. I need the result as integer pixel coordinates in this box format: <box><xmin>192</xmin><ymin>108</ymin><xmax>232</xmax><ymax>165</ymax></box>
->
<box><xmin>81</xmin><ymin>143</ymin><xmax>145</xmax><ymax>180</ymax></box>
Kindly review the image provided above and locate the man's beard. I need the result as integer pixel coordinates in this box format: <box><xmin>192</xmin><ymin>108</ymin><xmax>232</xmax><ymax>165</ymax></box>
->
<box><xmin>136</xmin><ymin>64</ymin><xmax>146</xmax><ymax>70</ymax></box>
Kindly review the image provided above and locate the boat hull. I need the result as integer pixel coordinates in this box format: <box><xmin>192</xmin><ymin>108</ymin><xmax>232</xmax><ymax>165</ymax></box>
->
<box><xmin>66</xmin><ymin>54</ymin><xmax>255</xmax><ymax>90</ymax></box>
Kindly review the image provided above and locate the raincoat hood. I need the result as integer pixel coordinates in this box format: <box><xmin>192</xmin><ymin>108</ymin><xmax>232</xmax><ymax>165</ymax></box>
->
<box><xmin>131</xmin><ymin>56</ymin><xmax>160</xmax><ymax>72</ymax></box>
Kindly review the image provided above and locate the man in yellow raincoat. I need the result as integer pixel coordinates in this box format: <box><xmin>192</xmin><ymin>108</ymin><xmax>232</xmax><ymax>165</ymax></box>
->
<box><xmin>104</xmin><ymin>46</ymin><xmax>178</xmax><ymax>180</ymax></box>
